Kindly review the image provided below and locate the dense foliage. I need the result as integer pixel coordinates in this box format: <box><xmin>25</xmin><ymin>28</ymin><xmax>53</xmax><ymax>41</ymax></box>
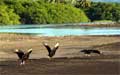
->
<box><xmin>79</xmin><ymin>2</ymin><xmax>120</xmax><ymax>22</ymax></box>
<box><xmin>0</xmin><ymin>0</ymin><xmax>119</xmax><ymax>25</ymax></box>
<box><xmin>0</xmin><ymin>0</ymin><xmax>89</xmax><ymax>25</ymax></box>
<box><xmin>0</xmin><ymin>5</ymin><xmax>20</xmax><ymax>25</ymax></box>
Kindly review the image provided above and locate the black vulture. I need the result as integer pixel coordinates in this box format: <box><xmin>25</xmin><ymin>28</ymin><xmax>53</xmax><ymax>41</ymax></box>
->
<box><xmin>80</xmin><ymin>49</ymin><xmax>101</xmax><ymax>56</ymax></box>
<box><xmin>43</xmin><ymin>42</ymin><xmax>59</xmax><ymax>59</ymax></box>
<box><xmin>14</xmin><ymin>49</ymin><xmax>32</xmax><ymax>65</ymax></box>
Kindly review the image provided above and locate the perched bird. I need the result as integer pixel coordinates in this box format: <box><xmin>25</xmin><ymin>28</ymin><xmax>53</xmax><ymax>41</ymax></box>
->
<box><xmin>43</xmin><ymin>42</ymin><xmax>59</xmax><ymax>59</ymax></box>
<box><xmin>14</xmin><ymin>49</ymin><xmax>32</xmax><ymax>65</ymax></box>
<box><xmin>80</xmin><ymin>49</ymin><xmax>101</xmax><ymax>56</ymax></box>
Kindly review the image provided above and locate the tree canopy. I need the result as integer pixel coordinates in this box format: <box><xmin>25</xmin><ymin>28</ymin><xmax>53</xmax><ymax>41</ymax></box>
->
<box><xmin>83</xmin><ymin>2</ymin><xmax>120</xmax><ymax>22</ymax></box>
<box><xmin>0</xmin><ymin>0</ymin><xmax>89</xmax><ymax>25</ymax></box>
<box><xmin>0</xmin><ymin>5</ymin><xmax>20</xmax><ymax>25</ymax></box>
<box><xmin>0</xmin><ymin>0</ymin><xmax>119</xmax><ymax>25</ymax></box>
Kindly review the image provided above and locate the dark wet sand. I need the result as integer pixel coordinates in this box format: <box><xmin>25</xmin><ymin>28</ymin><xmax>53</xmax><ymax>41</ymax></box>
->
<box><xmin>0</xmin><ymin>57</ymin><xmax>120</xmax><ymax>75</ymax></box>
<box><xmin>0</xmin><ymin>34</ymin><xmax>120</xmax><ymax>75</ymax></box>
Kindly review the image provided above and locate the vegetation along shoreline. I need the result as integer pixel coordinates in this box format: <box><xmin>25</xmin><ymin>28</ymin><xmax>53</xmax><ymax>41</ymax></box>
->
<box><xmin>0</xmin><ymin>0</ymin><xmax>119</xmax><ymax>25</ymax></box>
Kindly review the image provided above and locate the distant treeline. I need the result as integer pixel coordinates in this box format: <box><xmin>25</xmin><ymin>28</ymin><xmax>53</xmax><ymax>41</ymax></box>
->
<box><xmin>81</xmin><ymin>2</ymin><xmax>120</xmax><ymax>22</ymax></box>
<box><xmin>0</xmin><ymin>0</ymin><xmax>119</xmax><ymax>25</ymax></box>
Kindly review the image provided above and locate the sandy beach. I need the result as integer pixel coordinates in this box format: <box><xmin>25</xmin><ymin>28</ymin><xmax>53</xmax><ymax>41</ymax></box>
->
<box><xmin>0</xmin><ymin>34</ymin><xmax>120</xmax><ymax>75</ymax></box>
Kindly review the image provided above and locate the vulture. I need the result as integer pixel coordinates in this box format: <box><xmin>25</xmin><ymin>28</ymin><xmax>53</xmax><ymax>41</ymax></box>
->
<box><xmin>14</xmin><ymin>49</ymin><xmax>32</xmax><ymax>65</ymax></box>
<box><xmin>80</xmin><ymin>49</ymin><xmax>101</xmax><ymax>56</ymax></box>
<box><xmin>43</xmin><ymin>42</ymin><xmax>59</xmax><ymax>59</ymax></box>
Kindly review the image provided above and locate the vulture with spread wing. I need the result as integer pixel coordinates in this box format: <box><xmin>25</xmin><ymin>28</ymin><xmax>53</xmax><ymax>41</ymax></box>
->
<box><xmin>43</xmin><ymin>42</ymin><xmax>59</xmax><ymax>59</ymax></box>
<box><xmin>80</xmin><ymin>49</ymin><xmax>101</xmax><ymax>56</ymax></box>
<box><xmin>14</xmin><ymin>49</ymin><xmax>32</xmax><ymax>65</ymax></box>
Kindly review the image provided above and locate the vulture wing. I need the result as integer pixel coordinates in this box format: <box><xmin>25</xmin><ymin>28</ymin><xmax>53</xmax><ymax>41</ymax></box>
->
<box><xmin>43</xmin><ymin>42</ymin><xmax>51</xmax><ymax>53</ymax></box>
<box><xmin>15</xmin><ymin>49</ymin><xmax>24</xmax><ymax>59</ymax></box>
<box><xmin>52</xmin><ymin>43</ymin><xmax>59</xmax><ymax>52</ymax></box>
<box><xmin>23</xmin><ymin>49</ymin><xmax>32</xmax><ymax>60</ymax></box>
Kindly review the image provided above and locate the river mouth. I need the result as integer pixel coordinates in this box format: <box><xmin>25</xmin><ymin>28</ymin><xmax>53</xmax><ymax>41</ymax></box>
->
<box><xmin>0</xmin><ymin>24</ymin><xmax>120</xmax><ymax>36</ymax></box>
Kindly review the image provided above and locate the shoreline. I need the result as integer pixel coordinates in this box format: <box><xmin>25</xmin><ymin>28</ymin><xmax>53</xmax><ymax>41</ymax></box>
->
<box><xmin>0</xmin><ymin>22</ymin><xmax>120</xmax><ymax>27</ymax></box>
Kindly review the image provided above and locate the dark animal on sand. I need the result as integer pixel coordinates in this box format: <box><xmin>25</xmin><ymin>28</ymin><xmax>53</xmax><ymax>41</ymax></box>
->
<box><xmin>14</xmin><ymin>49</ymin><xmax>32</xmax><ymax>65</ymax></box>
<box><xmin>43</xmin><ymin>42</ymin><xmax>59</xmax><ymax>59</ymax></box>
<box><xmin>80</xmin><ymin>49</ymin><xmax>101</xmax><ymax>56</ymax></box>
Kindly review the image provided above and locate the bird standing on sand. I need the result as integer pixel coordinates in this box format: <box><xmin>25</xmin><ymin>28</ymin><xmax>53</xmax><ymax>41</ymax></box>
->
<box><xmin>43</xmin><ymin>42</ymin><xmax>59</xmax><ymax>59</ymax></box>
<box><xmin>14</xmin><ymin>49</ymin><xmax>32</xmax><ymax>65</ymax></box>
<box><xmin>80</xmin><ymin>49</ymin><xmax>101</xmax><ymax>56</ymax></box>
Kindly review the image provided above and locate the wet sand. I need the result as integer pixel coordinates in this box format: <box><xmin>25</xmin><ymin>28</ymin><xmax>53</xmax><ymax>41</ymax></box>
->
<box><xmin>0</xmin><ymin>34</ymin><xmax>120</xmax><ymax>75</ymax></box>
<box><xmin>0</xmin><ymin>58</ymin><xmax>119</xmax><ymax>75</ymax></box>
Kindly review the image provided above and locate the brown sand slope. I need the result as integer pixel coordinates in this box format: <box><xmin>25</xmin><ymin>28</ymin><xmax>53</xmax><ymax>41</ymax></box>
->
<box><xmin>0</xmin><ymin>34</ymin><xmax>120</xmax><ymax>59</ymax></box>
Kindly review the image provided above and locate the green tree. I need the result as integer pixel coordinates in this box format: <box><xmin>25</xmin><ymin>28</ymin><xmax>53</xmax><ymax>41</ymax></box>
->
<box><xmin>0</xmin><ymin>5</ymin><xmax>20</xmax><ymax>25</ymax></box>
<box><xmin>84</xmin><ymin>2</ymin><xmax>120</xmax><ymax>22</ymax></box>
<box><xmin>46</xmin><ymin>0</ymin><xmax>77</xmax><ymax>5</ymax></box>
<box><xmin>76</xmin><ymin>0</ymin><xmax>91</xmax><ymax>8</ymax></box>
<box><xmin>1</xmin><ymin>0</ymin><xmax>89</xmax><ymax>24</ymax></box>
<box><xmin>25</xmin><ymin>1</ymin><xmax>89</xmax><ymax>24</ymax></box>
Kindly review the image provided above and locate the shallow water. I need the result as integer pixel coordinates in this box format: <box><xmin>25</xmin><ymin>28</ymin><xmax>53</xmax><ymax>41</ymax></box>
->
<box><xmin>0</xmin><ymin>24</ymin><xmax>120</xmax><ymax>36</ymax></box>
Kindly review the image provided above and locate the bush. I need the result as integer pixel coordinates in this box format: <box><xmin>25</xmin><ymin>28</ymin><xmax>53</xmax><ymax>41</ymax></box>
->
<box><xmin>3</xmin><ymin>0</ymin><xmax>89</xmax><ymax>24</ymax></box>
<box><xmin>84</xmin><ymin>2</ymin><xmax>120</xmax><ymax>22</ymax></box>
<box><xmin>0</xmin><ymin>5</ymin><xmax>20</xmax><ymax>25</ymax></box>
